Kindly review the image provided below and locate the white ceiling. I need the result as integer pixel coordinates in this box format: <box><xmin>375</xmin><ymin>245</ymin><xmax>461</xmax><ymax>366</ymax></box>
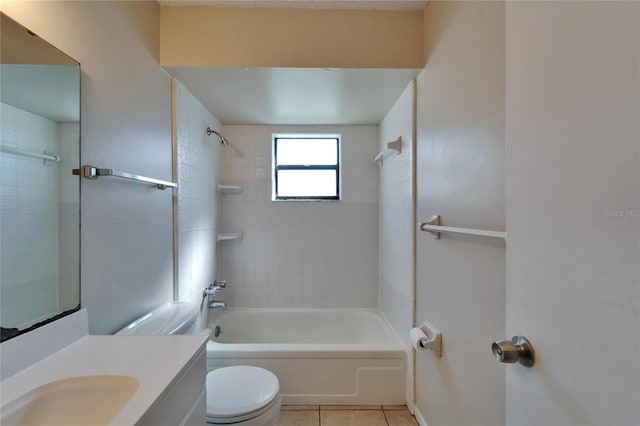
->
<box><xmin>158</xmin><ymin>0</ymin><xmax>428</xmax><ymax>10</ymax></box>
<box><xmin>166</xmin><ymin>67</ymin><xmax>419</xmax><ymax>125</ymax></box>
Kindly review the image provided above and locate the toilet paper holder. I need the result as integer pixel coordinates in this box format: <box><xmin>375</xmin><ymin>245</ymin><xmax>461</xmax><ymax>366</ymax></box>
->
<box><xmin>411</xmin><ymin>320</ymin><xmax>442</xmax><ymax>357</ymax></box>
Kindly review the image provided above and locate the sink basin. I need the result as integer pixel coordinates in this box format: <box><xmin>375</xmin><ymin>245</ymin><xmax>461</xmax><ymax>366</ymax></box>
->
<box><xmin>1</xmin><ymin>375</ymin><xmax>139</xmax><ymax>426</ymax></box>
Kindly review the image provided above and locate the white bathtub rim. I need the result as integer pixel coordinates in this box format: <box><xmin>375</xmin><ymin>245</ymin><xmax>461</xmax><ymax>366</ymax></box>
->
<box><xmin>209</xmin><ymin>307</ymin><xmax>398</xmax><ymax>331</ymax></box>
<box><xmin>211</xmin><ymin>307</ymin><xmax>384</xmax><ymax>315</ymax></box>
<box><xmin>206</xmin><ymin>341</ymin><xmax>404</xmax><ymax>359</ymax></box>
<box><xmin>206</xmin><ymin>307</ymin><xmax>405</xmax><ymax>358</ymax></box>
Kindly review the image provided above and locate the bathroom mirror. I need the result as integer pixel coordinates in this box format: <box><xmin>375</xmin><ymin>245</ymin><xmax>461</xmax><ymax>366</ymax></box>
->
<box><xmin>0</xmin><ymin>13</ymin><xmax>80</xmax><ymax>342</ymax></box>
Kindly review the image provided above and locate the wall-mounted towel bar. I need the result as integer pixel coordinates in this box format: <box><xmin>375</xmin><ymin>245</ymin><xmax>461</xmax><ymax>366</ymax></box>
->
<box><xmin>73</xmin><ymin>165</ymin><xmax>177</xmax><ymax>190</ymax></box>
<box><xmin>372</xmin><ymin>136</ymin><xmax>402</xmax><ymax>166</ymax></box>
<box><xmin>1</xmin><ymin>144</ymin><xmax>61</xmax><ymax>163</ymax></box>
<box><xmin>419</xmin><ymin>215</ymin><xmax>506</xmax><ymax>240</ymax></box>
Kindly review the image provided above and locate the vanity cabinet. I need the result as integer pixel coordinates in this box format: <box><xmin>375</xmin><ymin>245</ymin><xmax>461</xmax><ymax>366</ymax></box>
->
<box><xmin>139</xmin><ymin>347</ymin><xmax>206</xmax><ymax>426</ymax></box>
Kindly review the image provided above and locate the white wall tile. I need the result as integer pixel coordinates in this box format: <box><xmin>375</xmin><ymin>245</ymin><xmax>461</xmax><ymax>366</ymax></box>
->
<box><xmin>58</xmin><ymin>123</ymin><xmax>80</xmax><ymax>313</ymax></box>
<box><xmin>377</xmin><ymin>81</ymin><xmax>415</xmax><ymax>406</ymax></box>
<box><xmin>221</xmin><ymin>125</ymin><xmax>379</xmax><ymax>309</ymax></box>
<box><xmin>174</xmin><ymin>80</ymin><xmax>223</xmax><ymax>329</ymax></box>
<box><xmin>1</xmin><ymin>103</ymin><xmax>60</xmax><ymax>328</ymax></box>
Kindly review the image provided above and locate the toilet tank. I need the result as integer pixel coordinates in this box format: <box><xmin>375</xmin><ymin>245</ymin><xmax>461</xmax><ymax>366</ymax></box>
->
<box><xmin>115</xmin><ymin>302</ymin><xmax>198</xmax><ymax>335</ymax></box>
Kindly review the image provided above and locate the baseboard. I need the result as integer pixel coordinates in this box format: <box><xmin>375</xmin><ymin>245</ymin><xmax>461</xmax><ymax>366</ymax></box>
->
<box><xmin>414</xmin><ymin>405</ymin><xmax>428</xmax><ymax>426</ymax></box>
<box><xmin>406</xmin><ymin>399</ymin><xmax>415</xmax><ymax>415</ymax></box>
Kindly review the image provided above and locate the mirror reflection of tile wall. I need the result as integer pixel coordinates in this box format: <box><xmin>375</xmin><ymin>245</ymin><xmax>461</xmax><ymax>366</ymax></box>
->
<box><xmin>1</xmin><ymin>103</ymin><xmax>60</xmax><ymax>326</ymax></box>
<box><xmin>0</xmin><ymin>12</ymin><xmax>80</xmax><ymax>341</ymax></box>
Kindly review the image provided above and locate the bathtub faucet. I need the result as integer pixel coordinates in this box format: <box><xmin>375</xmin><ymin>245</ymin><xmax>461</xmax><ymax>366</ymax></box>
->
<box><xmin>209</xmin><ymin>301</ymin><xmax>226</xmax><ymax>309</ymax></box>
<box><xmin>202</xmin><ymin>286</ymin><xmax>220</xmax><ymax>298</ymax></box>
<box><xmin>203</xmin><ymin>281</ymin><xmax>226</xmax><ymax>298</ymax></box>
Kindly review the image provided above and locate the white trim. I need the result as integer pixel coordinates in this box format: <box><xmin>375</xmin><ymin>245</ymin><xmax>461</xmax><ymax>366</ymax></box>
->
<box><xmin>414</xmin><ymin>404</ymin><xmax>428</xmax><ymax>426</ymax></box>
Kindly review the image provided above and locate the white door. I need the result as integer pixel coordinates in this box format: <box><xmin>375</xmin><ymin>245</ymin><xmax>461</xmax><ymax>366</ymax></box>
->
<box><xmin>505</xmin><ymin>2</ymin><xmax>640</xmax><ymax>425</ymax></box>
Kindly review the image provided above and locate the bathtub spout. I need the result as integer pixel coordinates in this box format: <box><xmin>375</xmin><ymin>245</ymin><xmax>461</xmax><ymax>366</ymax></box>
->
<box><xmin>209</xmin><ymin>301</ymin><xmax>226</xmax><ymax>309</ymax></box>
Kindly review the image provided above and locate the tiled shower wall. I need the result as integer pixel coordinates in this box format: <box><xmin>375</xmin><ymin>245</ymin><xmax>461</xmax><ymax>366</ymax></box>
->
<box><xmin>378</xmin><ymin>81</ymin><xmax>415</xmax><ymax>405</ymax></box>
<box><xmin>57</xmin><ymin>122</ymin><xmax>80</xmax><ymax>313</ymax></box>
<box><xmin>1</xmin><ymin>103</ymin><xmax>60</xmax><ymax>327</ymax></box>
<box><xmin>221</xmin><ymin>125</ymin><xmax>379</xmax><ymax>308</ymax></box>
<box><xmin>174</xmin><ymin>80</ymin><xmax>223</xmax><ymax>323</ymax></box>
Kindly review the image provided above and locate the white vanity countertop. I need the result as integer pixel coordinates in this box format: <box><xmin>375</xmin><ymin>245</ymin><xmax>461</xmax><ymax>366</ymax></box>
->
<box><xmin>0</xmin><ymin>334</ymin><xmax>208</xmax><ymax>425</ymax></box>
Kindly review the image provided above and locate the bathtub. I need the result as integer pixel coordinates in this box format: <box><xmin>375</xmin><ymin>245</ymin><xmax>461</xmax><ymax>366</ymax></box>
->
<box><xmin>206</xmin><ymin>308</ymin><xmax>406</xmax><ymax>405</ymax></box>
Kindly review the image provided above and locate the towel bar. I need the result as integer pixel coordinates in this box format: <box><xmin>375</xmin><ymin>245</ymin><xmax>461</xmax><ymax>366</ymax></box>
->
<box><xmin>73</xmin><ymin>165</ymin><xmax>177</xmax><ymax>190</ymax></box>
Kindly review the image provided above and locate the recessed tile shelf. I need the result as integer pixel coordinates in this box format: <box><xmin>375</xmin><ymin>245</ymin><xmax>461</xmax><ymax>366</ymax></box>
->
<box><xmin>216</xmin><ymin>184</ymin><xmax>242</xmax><ymax>194</ymax></box>
<box><xmin>217</xmin><ymin>185</ymin><xmax>242</xmax><ymax>243</ymax></box>
<box><xmin>217</xmin><ymin>233</ymin><xmax>243</xmax><ymax>242</ymax></box>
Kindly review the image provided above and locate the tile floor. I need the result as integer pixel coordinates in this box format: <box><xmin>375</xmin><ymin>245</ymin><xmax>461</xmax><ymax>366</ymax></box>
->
<box><xmin>278</xmin><ymin>405</ymin><xmax>418</xmax><ymax>426</ymax></box>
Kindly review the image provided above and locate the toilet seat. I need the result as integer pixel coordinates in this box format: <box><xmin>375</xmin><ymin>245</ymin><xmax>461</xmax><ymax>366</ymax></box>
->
<box><xmin>206</xmin><ymin>392</ymin><xmax>281</xmax><ymax>424</ymax></box>
<box><xmin>206</xmin><ymin>366</ymin><xmax>280</xmax><ymax>424</ymax></box>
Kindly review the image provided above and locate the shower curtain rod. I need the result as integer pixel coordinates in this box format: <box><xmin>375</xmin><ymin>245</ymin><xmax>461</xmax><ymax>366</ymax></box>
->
<box><xmin>1</xmin><ymin>144</ymin><xmax>61</xmax><ymax>163</ymax></box>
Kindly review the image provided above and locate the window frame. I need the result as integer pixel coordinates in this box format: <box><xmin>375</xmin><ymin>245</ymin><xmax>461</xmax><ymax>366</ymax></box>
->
<box><xmin>272</xmin><ymin>134</ymin><xmax>341</xmax><ymax>201</ymax></box>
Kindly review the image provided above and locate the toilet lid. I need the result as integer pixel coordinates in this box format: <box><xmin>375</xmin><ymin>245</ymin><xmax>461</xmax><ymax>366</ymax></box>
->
<box><xmin>206</xmin><ymin>366</ymin><xmax>280</xmax><ymax>419</ymax></box>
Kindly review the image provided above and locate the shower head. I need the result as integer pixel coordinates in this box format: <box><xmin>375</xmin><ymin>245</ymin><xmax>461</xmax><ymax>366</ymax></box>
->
<box><xmin>206</xmin><ymin>127</ymin><xmax>230</xmax><ymax>147</ymax></box>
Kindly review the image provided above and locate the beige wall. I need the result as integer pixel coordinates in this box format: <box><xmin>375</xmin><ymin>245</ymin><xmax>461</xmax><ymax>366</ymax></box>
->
<box><xmin>415</xmin><ymin>1</ymin><xmax>506</xmax><ymax>424</ymax></box>
<box><xmin>1</xmin><ymin>1</ymin><xmax>175</xmax><ymax>334</ymax></box>
<box><xmin>1</xmin><ymin>13</ymin><xmax>77</xmax><ymax>65</ymax></box>
<box><xmin>160</xmin><ymin>6</ymin><xmax>423</xmax><ymax>68</ymax></box>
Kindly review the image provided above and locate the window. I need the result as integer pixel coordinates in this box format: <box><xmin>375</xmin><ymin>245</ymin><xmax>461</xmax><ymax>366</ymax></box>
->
<box><xmin>273</xmin><ymin>135</ymin><xmax>340</xmax><ymax>200</ymax></box>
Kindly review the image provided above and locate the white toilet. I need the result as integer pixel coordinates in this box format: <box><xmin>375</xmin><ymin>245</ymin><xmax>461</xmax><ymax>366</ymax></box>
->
<box><xmin>116</xmin><ymin>302</ymin><xmax>281</xmax><ymax>426</ymax></box>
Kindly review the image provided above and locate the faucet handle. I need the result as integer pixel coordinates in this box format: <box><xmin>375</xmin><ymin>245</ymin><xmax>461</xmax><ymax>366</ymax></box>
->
<box><xmin>203</xmin><ymin>286</ymin><xmax>220</xmax><ymax>298</ymax></box>
<box><xmin>213</xmin><ymin>280</ymin><xmax>226</xmax><ymax>288</ymax></box>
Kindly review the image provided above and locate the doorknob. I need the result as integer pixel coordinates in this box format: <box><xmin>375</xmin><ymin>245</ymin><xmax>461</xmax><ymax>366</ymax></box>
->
<box><xmin>491</xmin><ymin>336</ymin><xmax>535</xmax><ymax>367</ymax></box>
